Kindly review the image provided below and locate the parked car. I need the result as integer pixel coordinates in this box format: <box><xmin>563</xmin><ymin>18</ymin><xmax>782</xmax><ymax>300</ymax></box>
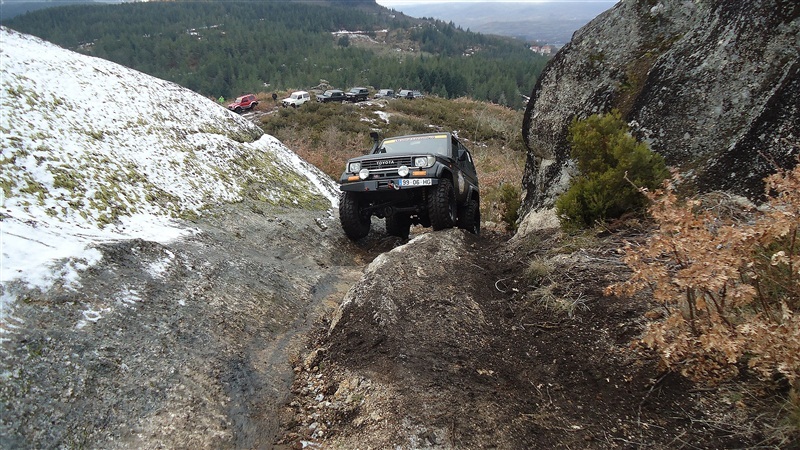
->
<box><xmin>282</xmin><ymin>91</ymin><xmax>311</xmax><ymax>108</ymax></box>
<box><xmin>227</xmin><ymin>94</ymin><xmax>258</xmax><ymax>113</ymax></box>
<box><xmin>338</xmin><ymin>132</ymin><xmax>480</xmax><ymax>240</ymax></box>
<box><xmin>345</xmin><ymin>87</ymin><xmax>370</xmax><ymax>103</ymax></box>
<box><xmin>398</xmin><ymin>89</ymin><xmax>424</xmax><ymax>100</ymax></box>
<box><xmin>317</xmin><ymin>89</ymin><xmax>346</xmax><ymax>103</ymax></box>
<box><xmin>374</xmin><ymin>89</ymin><xmax>395</xmax><ymax>99</ymax></box>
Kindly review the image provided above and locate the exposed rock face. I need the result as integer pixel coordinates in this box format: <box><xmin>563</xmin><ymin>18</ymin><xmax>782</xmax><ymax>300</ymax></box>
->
<box><xmin>0</xmin><ymin>28</ymin><xmax>348</xmax><ymax>449</ymax></box>
<box><xmin>521</xmin><ymin>0</ymin><xmax>799</xmax><ymax>219</ymax></box>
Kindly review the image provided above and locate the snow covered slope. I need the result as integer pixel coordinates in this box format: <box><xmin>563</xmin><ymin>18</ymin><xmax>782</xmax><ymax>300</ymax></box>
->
<box><xmin>0</xmin><ymin>27</ymin><xmax>337</xmax><ymax>300</ymax></box>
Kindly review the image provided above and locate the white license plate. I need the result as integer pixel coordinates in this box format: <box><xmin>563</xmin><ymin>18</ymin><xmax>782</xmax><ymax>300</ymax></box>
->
<box><xmin>399</xmin><ymin>178</ymin><xmax>432</xmax><ymax>187</ymax></box>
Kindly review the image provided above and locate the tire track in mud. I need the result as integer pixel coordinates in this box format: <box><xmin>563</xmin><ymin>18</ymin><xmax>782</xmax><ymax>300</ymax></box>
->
<box><xmin>224</xmin><ymin>268</ymin><xmax>362</xmax><ymax>449</ymax></box>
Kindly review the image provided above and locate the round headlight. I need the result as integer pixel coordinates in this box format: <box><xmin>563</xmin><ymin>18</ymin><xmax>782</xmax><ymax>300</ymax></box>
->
<box><xmin>397</xmin><ymin>165</ymin><xmax>409</xmax><ymax>177</ymax></box>
<box><xmin>359</xmin><ymin>168</ymin><xmax>370</xmax><ymax>180</ymax></box>
<box><xmin>348</xmin><ymin>162</ymin><xmax>361</xmax><ymax>173</ymax></box>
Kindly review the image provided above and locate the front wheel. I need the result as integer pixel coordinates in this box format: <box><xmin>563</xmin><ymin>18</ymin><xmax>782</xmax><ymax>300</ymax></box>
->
<box><xmin>428</xmin><ymin>178</ymin><xmax>457</xmax><ymax>230</ymax></box>
<box><xmin>458</xmin><ymin>199</ymin><xmax>481</xmax><ymax>236</ymax></box>
<box><xmin>339</xmin><ymin>192</ymin><xmax>371</xmax><ymax>240</ymax></box>
<box><xmin>386</xmin><ymin>214</ymin><xmax>411</xmax><ymax>239</ymax></box>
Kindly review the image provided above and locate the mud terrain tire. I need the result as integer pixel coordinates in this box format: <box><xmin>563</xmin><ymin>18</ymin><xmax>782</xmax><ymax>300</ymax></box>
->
<box><xmin>339</xmin><ymin>192</ymin><xmax>370</xmax><ymax>240</ymax></box>
<box><xmin>428</xmin><ymin>178</ymin><xmax>457</xmax><ymax>230</ymax></box>
<box><xmin>458</xmin><ymin>199</ymin><xmax>480</xmax><ymax>236</ymax></box>
<box><xmin>385</xmin><ymin>214</ymin><xmax>411</xmax><ymax>239</ymax></box>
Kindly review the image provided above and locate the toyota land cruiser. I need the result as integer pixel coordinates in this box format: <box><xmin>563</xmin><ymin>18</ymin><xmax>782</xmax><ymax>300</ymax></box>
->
<box><xmin>338</xmin><ymin>132</ymin><xmax>480</xmax><ymax>240</ymax></box>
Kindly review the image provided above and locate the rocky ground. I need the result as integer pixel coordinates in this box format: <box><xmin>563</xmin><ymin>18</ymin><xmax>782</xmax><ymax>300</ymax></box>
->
<box><xmin>275</xmin><ymin>224</ymin><xmax>796</xmax><ymax>449</ymax></box>
<box><xmin>2</xmin><ymin>201</ymin><xmax>795</xmax><ymax>449</ymax></box>
<box><xmin>1</xmin><ymin>201</ymin><xmax>363</xmax><ymax>449</ymax></box>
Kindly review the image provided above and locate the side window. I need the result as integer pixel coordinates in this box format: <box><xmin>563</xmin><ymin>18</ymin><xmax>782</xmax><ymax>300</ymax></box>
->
<box><xmin>465</xmin><ymin>151</ymin><xmax>476</xmax><ymax>174</ymax></box>
<box><xmin>457</xmin><ymin>142</ymin><xmax>477</xmax><ymax>176</ymax></box>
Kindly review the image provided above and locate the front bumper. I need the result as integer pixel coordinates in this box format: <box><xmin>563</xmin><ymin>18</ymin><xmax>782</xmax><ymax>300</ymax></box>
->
<box><xmin>339</xmin><ymin>178</ymin><xmax>439</xmax><ymax>192</ymax></box>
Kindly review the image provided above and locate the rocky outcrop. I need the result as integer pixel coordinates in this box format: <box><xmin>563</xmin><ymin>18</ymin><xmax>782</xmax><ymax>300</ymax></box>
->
<box><xmin>0</xmin><ymin>28</ymin><xmax>347</xmax><ymax>449</ymax></box>
<box><xmin>520</xmin><ymin>0</ymin><xmax>799</xmax><ymax>220</ymax></box>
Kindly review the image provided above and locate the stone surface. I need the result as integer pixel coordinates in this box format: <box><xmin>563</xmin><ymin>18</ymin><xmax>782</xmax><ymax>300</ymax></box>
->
<box><xmin>521</xmin><ymin>0</ymin><xmax>800</xmax><ymax>217</ymax></box>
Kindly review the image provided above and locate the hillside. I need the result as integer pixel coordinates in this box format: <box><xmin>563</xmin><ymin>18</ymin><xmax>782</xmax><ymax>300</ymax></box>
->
<box><xmin>3</xmin><ymin>26</ymin><xmax>798</xmax><ymax>449</ymax></box>
<box><xmin>248</xmin><ymin>92</ymin><xmax>526</xmax><ymax>229</ymax></box>
<box><xmin>0</xmin><ymin>28</ymin><xmax>353</xmax><ymax>449</ymax></box>
<box><xmin>0</xmin><ymin>26</ymin><xmax>337</xmax><ymax>297</ymax></box>
<box><xmin>2</xmin><ymin>0</ymin><xmax>548</xmax><ymax>109</ymax></box>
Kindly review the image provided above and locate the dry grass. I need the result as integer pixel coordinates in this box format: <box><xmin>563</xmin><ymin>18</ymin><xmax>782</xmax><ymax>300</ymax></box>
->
<box><xmin>259</xmin><ymin>96</ymin><xmax>526</xmax><ymax>226</ymax></box>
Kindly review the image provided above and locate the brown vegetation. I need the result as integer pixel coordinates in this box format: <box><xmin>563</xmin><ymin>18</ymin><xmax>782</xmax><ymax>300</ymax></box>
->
<box><xmin>258</xmin><ymin>96</ymin><xmax>526</xmax><ymax>228</ymax></box>
<box><xmin>608</xmin><ymin>159</ymin><xmax>800</xmax><ymax>443</ymax></box>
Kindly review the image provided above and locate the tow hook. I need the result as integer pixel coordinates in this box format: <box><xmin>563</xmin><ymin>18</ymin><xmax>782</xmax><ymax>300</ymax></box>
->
<box><xmin>388</xmin><ymin>181</ymin><xmax>400</xmax><ymax>191</ymax></box>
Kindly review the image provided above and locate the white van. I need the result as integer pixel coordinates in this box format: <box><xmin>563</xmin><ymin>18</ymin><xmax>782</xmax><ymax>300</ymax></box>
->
<box><xmin>282</xmin><ymin>91</ymin><xmax>311</xmax><ymax>108</ymax></box>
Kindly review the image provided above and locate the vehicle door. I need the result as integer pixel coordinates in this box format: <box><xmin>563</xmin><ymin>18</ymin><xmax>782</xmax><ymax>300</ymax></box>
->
<box><xmin>453</xmin><ymin>138</ymin><xmax>478</xmax><ymax>201</ymax></box>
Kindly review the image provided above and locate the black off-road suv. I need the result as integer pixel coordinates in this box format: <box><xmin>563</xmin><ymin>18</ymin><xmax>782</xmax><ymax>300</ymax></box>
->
<box><xmin>344</xmin><ymin>87</ymin><xmax>369</xmax><ymax>103</ymax></box>
<box><xmin>338</xmin><ymin>132</ymin><xmax>480</xmax><ymax>240</ymax></box>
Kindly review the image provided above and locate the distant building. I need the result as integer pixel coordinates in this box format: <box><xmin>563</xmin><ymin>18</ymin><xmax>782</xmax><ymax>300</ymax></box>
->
<box><xmin>530</xmin><ymin>45</ymin><xmax>557</xmax><ymax>55</ymax></box>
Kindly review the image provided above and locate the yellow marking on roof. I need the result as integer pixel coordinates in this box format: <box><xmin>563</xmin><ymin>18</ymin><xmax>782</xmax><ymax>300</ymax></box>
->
<box><xmin>385</xmin><ymin>134</ymin><xmax>447</xmax><ymax>144</ymax></box>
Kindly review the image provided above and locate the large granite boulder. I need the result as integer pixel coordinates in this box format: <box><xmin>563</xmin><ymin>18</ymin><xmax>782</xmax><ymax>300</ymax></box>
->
<box><xmin>521</xmin><ymin>0</ymin><xmax>799</xmax><ymax>222</ymax></box>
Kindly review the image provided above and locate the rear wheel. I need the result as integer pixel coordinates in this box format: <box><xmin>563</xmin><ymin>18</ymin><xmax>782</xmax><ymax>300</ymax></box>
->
<box><xmin>386</xmin><ymin>214</ymin><xmax>411</xmax><ymax>239</ymax></box>
<box><xmin>458</xmin><ymin>199</ymin><xmax>481</xmax><ymax>236</ymax></box>
<box><xmin>428</xmin><ymin>178</ymin><xmax>457</xmax><ymax>230</ymax></box>
<box><xmin>339</xmin><ymin>192</ymin><xmax>370</xmax><ymax>240</ymax></box>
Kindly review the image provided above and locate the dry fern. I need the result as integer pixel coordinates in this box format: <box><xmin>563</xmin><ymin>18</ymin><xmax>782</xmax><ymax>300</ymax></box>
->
<box><xmin>608</xmin><ymin>158</ymin><xmax>800</xmax><ymax>386</ymax></box>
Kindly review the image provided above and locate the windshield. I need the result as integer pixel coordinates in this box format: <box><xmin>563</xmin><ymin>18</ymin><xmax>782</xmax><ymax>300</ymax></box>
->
<box><xmin>380</xmin><ymin>134</ymin><xmax>449</xmax><ymax>156</ymax></box>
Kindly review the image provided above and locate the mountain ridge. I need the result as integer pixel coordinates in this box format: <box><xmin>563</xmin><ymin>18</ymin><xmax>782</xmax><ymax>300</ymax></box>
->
<box><xmin>384</xmin><ymin>1</ymin><xmax>617</xmax><ymax>44</ymax></box>
<box><xmin>3</xmin><ymin>0</ymin><xmax>547</xmax><ymax>108</ymax></box>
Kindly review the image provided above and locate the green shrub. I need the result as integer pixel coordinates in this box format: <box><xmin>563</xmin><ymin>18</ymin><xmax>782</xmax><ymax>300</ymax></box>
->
<box><xmin>499</xmin><ymin>183</ymin><xmax>521</xmax><ymax>230</ymax></box>
<box><xmin>555</xmin><ymin>110</ymin><xmax>668</xmax><ymax>230</ymax></box>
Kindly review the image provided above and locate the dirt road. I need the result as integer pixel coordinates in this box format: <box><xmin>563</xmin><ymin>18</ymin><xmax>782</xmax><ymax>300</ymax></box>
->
<box><xmin>276</xmin><ymin>226</ymin><xmax>781</xmax><ymax>449</ymax></box>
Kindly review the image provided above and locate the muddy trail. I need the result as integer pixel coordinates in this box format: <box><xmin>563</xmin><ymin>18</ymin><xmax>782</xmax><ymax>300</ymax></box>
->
<box><xmin>1</xmin><ymin>200</ymin><xmax>788</xmax><ymax>449</ymax></box>
<box><xmin>275</xmin><ymin>226</ymin><xmax>785</xmax><ymax>449</ymax></box>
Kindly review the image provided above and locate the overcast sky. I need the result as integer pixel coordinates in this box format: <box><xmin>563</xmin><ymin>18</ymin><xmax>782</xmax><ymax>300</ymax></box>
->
<box><xmin>376</xmin><ymin>0</ymin><xmax>618</xmax><ymax>5</ymax></box>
